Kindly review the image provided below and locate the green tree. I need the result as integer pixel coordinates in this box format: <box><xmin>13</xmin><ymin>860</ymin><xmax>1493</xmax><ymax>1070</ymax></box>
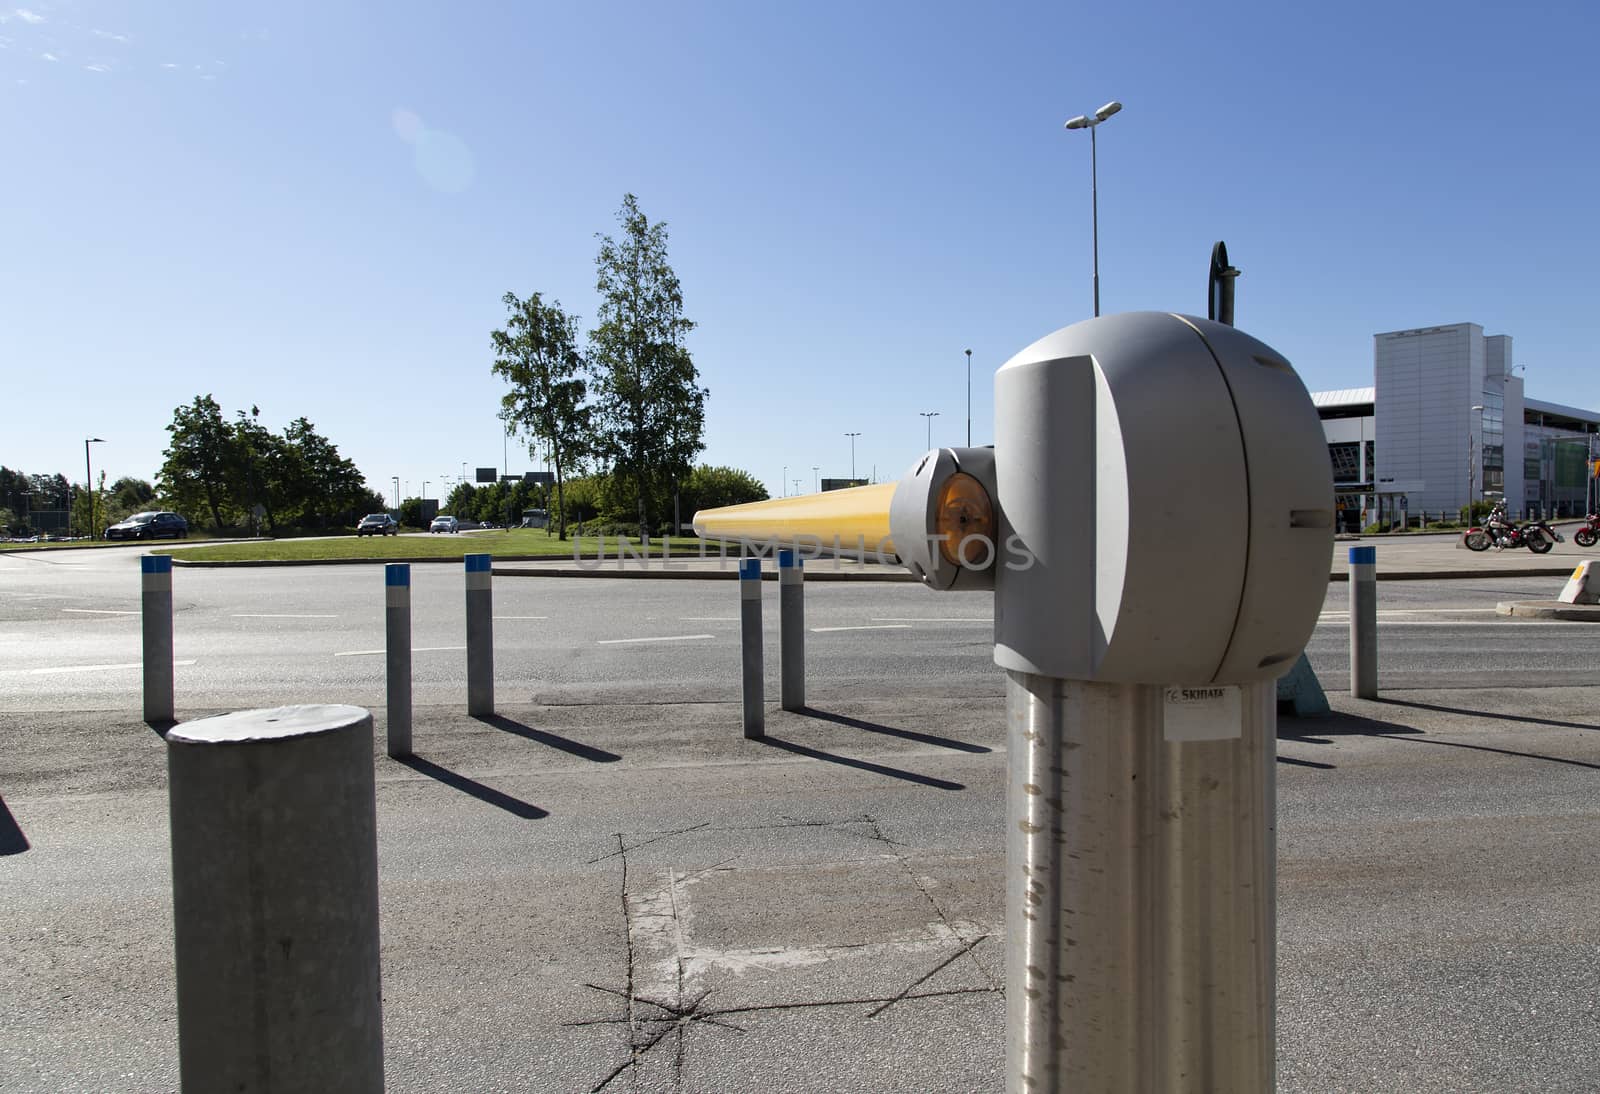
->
<box><xmin>283</xmin><ymin>417</ymin><xmax>369</xmax><ymax>529</ymax></box>
<box><xmin>108</xmin><ymin>477</ymin><xmax>156</xmax><ymax>514</ymax></box>
<box><xmin>680</xmin><ymin>465</ymin><xmax>769</xmax><ymax>517</ymax></box>
<box><xmin>230</xmin><ymin>406</ymin><xmax>296</xmax><ymax>532</ymax></box>
<box><xmin>491</xmin><ymin>291</ymin><xmax>591</xmax><ymax>540</ymax></box>
<box><xmin>588</xmin><ymin>193</ymin><xmax>707</xmax><ymax>536</ymax></box>
<box><xmin>158</xmin><ymin>395</ymin><xmax>234</xmax><ymax>530</ymax></box>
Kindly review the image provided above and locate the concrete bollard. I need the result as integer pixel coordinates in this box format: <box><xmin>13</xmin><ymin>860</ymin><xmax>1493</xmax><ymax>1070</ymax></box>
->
<box><xmin>465</xmin><ymin>553</ymin><xmax>494</xmax><ymax>716</ymax></box>
<box><xmin>385</xmin><ymin>563</ymin><xmax>412</xmax><ymax>758</ymax></box>
<box><xmin>739</xmin><ymin>557</ymin><xmax>764</xmax><ymax>738</ymax></box>
<box><xmin>778</xmin><ymin>548</ymin><xmax>805</xmax><ymax>712</ymax></box>
<box><xmin>1349</xmin><ymin>546</ymin><xmax>1377</xmax><ymax>699</ymax></box>
<box><xmin>167</xmin><ymin>704</ymin><xmax>384</xmax><ymax>1093</ymax></box>
<box><xmin>141</xmin><ymin>554</ymin><xmax>174</xmax><ymax>724</ymax></box>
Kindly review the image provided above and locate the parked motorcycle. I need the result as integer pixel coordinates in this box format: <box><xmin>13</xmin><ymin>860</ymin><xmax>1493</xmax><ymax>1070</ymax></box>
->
<box><xmin>1464</xmin><ymin>517</ymin><xmax>1562</xmax><ymax>553</ymax></box>
<box><xmin>1575</xmin><ymin>513</ymin><xmax>1599</xmax><ymax>548</ymax></box>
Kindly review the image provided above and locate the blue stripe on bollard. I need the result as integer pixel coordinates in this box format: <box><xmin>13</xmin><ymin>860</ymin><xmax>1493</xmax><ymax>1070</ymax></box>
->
<box><xmin>142</xmin><ymin>555</ymin><xmax>172</xmax><ymax>574</ymax></box>
<box><xmin>385</xmin><ymin>563</ymin><xmax>410</xmax><ymax>586</ymax></box>
<box><xmin>777</xmin><ymin>548</ymin><xmax>800</xmax><ymax>569</ymax></box>
<box><xmin>740</xmin><ymin>558</ymin><xmax>760</xmax><ymax>581</ymax></box>
<box><xmin>1349</xmin><ymin>546</ymin><xmax>1376</xmax><ymax>565</ymax></box>
<box><xmin>465</xmin><ymin>554</ymin><xmax>491</xmax><ymax>573</ymax></box>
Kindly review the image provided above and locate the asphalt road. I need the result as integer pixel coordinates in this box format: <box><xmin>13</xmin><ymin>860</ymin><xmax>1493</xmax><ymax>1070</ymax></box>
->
<box><xmin>3</xmin><ymin>548</ymin><xmax>1599</xmax><ymax>713</ymax></box>
<box><xmin>3</xmin><ymin>548</ymin><xmax>1599</xmax><ymax>1092</ymax></box>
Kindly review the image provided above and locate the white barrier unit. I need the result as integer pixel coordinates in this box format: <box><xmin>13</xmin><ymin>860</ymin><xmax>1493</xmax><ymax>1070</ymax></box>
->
<box><xmin>1559</xmin><ymin>560</ymin><xmax>1599</xmax><ymax>604</ymax></box>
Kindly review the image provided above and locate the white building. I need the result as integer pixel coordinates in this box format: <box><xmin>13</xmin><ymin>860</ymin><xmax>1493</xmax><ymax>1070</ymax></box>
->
<box><xmin>1314</xmin><ymin>322</ymin><xmax>1597</xmax><ymax>530</ymax></box>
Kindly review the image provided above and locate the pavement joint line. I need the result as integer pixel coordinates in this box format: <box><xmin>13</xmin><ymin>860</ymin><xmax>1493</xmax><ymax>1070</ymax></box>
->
<box><xmin>870</xmin><ymin>617</ymin><xmax>990</xmax><ymax>622</ymax></box>
<box><xmin>28</xmin><ymin>659</ymin><xmax>196</xmax><ymax>675</ymax></box>
<box><xmin>811</xmin><ymin>624</ymin><xmax>913</xmax><ymax>632</ymax></box>
<box><xmin>333</xmin><ymin>645</ymin><xmax>467</xmax><ymax>657</ymax></box>
<box><xmin>231</xmin><ymin>613</ymin><xmax>338</xmax><ymax>619</ymax></box>
<box><xmin>596</xmin><ymin>633</ymin><xmax>716</xmax><ymax>645</ymax></box>
<box><xmin>494</xmin><ymin>615</ymin><xmax>548</xmax><ymax>620</ymax></box>
<box><xmin>60</xmin><ymin>608</ymin><xmax>138</xmax><ymax>615</ymax></box>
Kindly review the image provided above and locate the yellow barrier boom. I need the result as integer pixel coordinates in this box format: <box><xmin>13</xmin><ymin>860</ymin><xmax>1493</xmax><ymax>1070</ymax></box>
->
<box><xmin>692</xmin><ymin>482</ymin><xmax>898</xmax><ymax>559</ymax></box>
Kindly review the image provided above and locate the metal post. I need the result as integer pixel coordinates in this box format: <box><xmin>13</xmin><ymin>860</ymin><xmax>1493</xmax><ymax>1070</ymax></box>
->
<box><xmin>1005</xmin><ymin>673</ymin><xmax>1275</xmax><ymax>1091</ymax></box>
<box><xmin>1349</xmin><ymin>546</ymin><xmax>1377</xmax><ymax>699</ymax></box>
<box><xmin>739</xmin><ymin>558</ymin><xmax>764</xmax><ymax>738</ymax></box>
<box><xmin>141</xmin><ymin>554</ymin><xmax>174</xmax><ymax>724</ymax></box>
<box><xmin>779</xmin><ymin>548</ymin><xmax>805</xmax><ymax>711</ymax></box>
<box><xmin>1090</xmin><ymin>122</ymin><xmax>1100</xmax><ymax>317</ymax></box>
<box><xmin>465</xmin><ymin>553</ymin><xmax>494</xmax><ymax>716</ymax></box>
<box><xmin>167</xmin><ymin>704</ymin><xmax>384</xmax><ymax>1093</ymax></box>
<box><xmin>385</xmin><ymin>563</ymin><xmax>412</xmax><ymax>758</ymax></box>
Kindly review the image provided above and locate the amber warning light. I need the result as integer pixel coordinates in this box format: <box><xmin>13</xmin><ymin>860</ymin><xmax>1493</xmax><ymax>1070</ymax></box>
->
<box><xmin>936</xmin><ymin>473</ymin><xmax>995</xmax><ymax>567</ymax></box>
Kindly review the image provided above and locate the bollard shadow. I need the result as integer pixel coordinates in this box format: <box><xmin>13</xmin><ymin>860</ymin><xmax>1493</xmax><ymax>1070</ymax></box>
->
<box><xmin>394</xmin><ymin>756</ymin><xmax>548</xmax><ymax>819</ymax></box>
<box><xmin>0</xmin><ymin>793</ymin><xmax>30</xmax><ymax>855</ymax></box>
<box><xmin>797</xmin><ymin>707</ymin><xmax>991</xmax><ymax>754</ymax></box>
<box><xmin>1278</xmin><ymin>711</ymin><xmax>1600</xmax><ymax>771</ymax></box>
<box><xmin>473</xmin><ymin>715</ymin><xmax>621</xmax><ymax>763</ymax></box>
<box><xmin>146</xmin><ymin>717</ymin><xmax>176</xmax><ymax>738</ymax></box>
<box><xmin>1277</xmin><ymin>755</ymin><xmax>1337</xmax><ymax>770</ymax></box>
<box><xmin>1279</xmin><ymin>711</ymin><xmax>1423</xmax><ymax>745</ymax></box>
<box><xmin>1378</xmin><ymin>698</ymin><xmax>1600</xmax><ymax>734</ymax></box>
<box><xmin>753</xmin><ymin>735</ymin><xmax>965</xmax><ymax>791</ymax></box>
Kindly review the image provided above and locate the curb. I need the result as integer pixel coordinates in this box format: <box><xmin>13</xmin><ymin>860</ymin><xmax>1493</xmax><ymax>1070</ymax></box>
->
<box><xmin>1496</xmin><ymin>600</ymin><xmax>1600</xmax><ymax>621</ymax></box>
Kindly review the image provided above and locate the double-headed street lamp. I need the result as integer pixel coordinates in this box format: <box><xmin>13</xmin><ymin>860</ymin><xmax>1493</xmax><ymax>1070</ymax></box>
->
<box><xmin>1063</xmin><ymin>100</ymin><xmax>1123</xmax><ymax>318</ymax></box>
<box><xmin>84</xmin><ymin>437</ymin><xmax>105</xmax><ymax>540</ymax></box>
<box><xmin>919</xmin><ymin>411</ymin><xmax>940</xmax><ymax>450</ymax></box>
<box><xmin>844</xmin><ymin>433</ymin><xmax>861</xmax><ymax>481</ymax></box>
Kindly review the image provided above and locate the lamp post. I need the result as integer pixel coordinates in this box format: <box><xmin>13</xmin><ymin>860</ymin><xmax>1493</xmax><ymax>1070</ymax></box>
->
<box><xmin>965</xmin><ymin>349</ymin><xmax>973</xmax><ymax>446</ymax></box>
<box><xmin>845</xmin><ymin>433</ymin><xmax>861</xmax><ymax>481</ymax></box>
<box><xmin>792</xmin><ymin>479</ymin><xmax>802</xmax><ymax>497</ymax></box>
<box><xmin>392</xmin><ymin>477</ymin><xmax>400</xmax><ymax>512</ymax></box>
<box><xmin>84</xmin><ymin>437</ymin><xmax>105</xmax><ymax>540</ymax></box>
<box><xmin>812</xmin><ymin>466</ymin><xmax>819</xmax><ymax>493</ymax></box>
<box><xmin>920</xmin><ymin>411</ymin><xmax>940</xmax><ymax>450</ymax></box>
<box><xmin>781</xmin><ymin>465</ymin><xmax>787</xmax><ymax>497</ymax></box>
<box><xmin>1063</xmin><ymin>100</ymin><xmax>1123</xmax><ymax>318</ymax></box>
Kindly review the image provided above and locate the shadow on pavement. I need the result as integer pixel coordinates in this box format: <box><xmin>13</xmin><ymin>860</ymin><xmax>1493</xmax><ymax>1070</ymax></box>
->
<box><xmin>1277</xmin><ymin>755</ymin><xmax>1337</xmax><ymax>770</ymax></box>
<box><xmin>798</xmin><ymin>707</ymin><xmax>991</xmax><ymax>754</ymax></box>
<box><xmin>1379</xmin><ymin>698</ymin><xmax>1599</xmax><ymax>733</ymax></box>
<box><xmin>1380</xmin><ymin>734</ymin><xmax>1600</xmax><ymax>771</ymax></box>
<box><xmin>753</xmin><ymin>736</ymin><xmax>965</xmax><ymax>790</ymax></box>
<box><xmin>146</xmin><ymin>717</ymin><xmax>175</xmax><ymax>738</ymax></box>
<box><xmin>394</xmin><ymin>756</ymin><xmax>548</xmax><ymax>819</ymax></box>
<box><xmin>0</xmin><ymin>793</ymin><xmax>30</xmax><ymax>855</ymax></box>
<box><xmin>474</xmin><ymin>714</ymin><xmax>621</xmax><ymax>763</ymax></box>
<box><xmin>1281</xmin><ymin>710</ymin><xmax>1600</xmax><ymax>771</ymax></box>
<box><xmin>1279</xmin><ymin>711</ymin><xmax>1423</xmax><ymax>745</ymax></box>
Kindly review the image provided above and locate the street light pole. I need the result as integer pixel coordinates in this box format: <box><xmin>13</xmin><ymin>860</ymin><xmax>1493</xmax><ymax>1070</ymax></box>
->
<box><xmin>965</xmin><ymin>349</ymin><xmax>973</xmax><ymax>446</ymax></box>
<box><xmin>782</xmin><ymin>465</ymin><xmax>787</xmax><ymax>497</ymax></box>
<box><xmin>84</xmin><ymin>437</ymin><xmax>105</xmax><ymax>540</ymax></box>
<box><xmin>920</xmin><ymin>411</ymin><xmax>940</xmax><ymax>450</ymax></box>
<box><xmin>812</xmin><ymin>466</ymin><xmax>819</xmax><ymax>493</ymax></box>
<box><xmin>392</xmin><ymin>477</ymin><xmax>400</xmax><ymax>511</ymax></box>
<box><xmin>1063</xmin><ymin>101</ymin><xmax>1123</xmax><ymax>318</ymax></box>
<box><xmin>845</xmin><ymin>433</ymin><xmax>861</xmax><ymax>481</ymax></box>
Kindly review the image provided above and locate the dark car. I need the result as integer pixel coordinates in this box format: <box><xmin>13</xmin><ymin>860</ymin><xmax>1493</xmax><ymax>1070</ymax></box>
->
<box><xmin>105</xmin><ymin>511</ymin><xmax>189</xmax><ymax>540</ymax></box>
<box><xmin>356</xmin><ymin>513</ymin><xmax>399</xmax><ymax>537</ymax></box>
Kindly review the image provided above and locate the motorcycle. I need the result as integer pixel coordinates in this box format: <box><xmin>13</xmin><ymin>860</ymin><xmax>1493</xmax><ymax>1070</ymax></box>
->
<box><xmin>1464</xmin><ymin>518</ymin><xmax>1562</xmax><ymax>554</ymax></box>
<box><xmin>1576</xmin><ymin>513</ymin><xmax>1598</xmax><ymax>549</ymax></box>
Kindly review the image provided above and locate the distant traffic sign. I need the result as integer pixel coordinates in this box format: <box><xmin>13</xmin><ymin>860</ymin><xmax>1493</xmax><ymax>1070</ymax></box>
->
<box><xmin>475</xmin><ymin>467</ymin><xmax>497</xmax><ymax>484</ymax></box>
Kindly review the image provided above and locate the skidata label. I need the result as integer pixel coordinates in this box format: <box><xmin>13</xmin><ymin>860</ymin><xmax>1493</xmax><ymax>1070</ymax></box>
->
<box><xmin>1163</xmin><ymin>685</ymin><xmax>1243</xmax><ymax>742</ymax></box>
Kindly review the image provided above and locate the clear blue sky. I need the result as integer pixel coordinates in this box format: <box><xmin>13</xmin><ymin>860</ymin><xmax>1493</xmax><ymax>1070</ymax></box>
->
<box><xmin>5</xmin><ymin>0</ymin><xmax>1597</xmax><ymax>505</ymax></box>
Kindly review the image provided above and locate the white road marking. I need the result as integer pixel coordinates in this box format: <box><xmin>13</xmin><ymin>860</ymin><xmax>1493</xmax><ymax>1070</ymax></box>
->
<box><xmin>1313</xmin><ymin>621</ymin><xmax>1573</xmax><ymax>628</ymax></box>
<box><xmin>596</xmin><ymin>634</ymin><xmax>715</xmax><ymax>645</ymax></box>
<box><xmin>495</xmin><ymin>615</ymin><xmax>548</xmax><ymax>620</ymax></box>
<box><xmin>682</xmin><ymin>616</ymin><xmax>737</xmax><ymax>622</ymax></box>
<box><xmin>61</xmin><ymin>608</ymin><xmax>138</xmax><ymax>615</ymax></box>
<box><xmin>30</xmin><ymin>659</ymin><xmax>197</xmax><ymax>675</ymax></box>
<box><xmin>811</xmin><ymin>624</ymin><xmax>913</xmax><ymax>633</ymax></box>
<box><xmin>870</xmin><ymin>617</ymin><xmax>990</xmax><ymax>623</ymax></box>
<box><xmin>232</xmin><ymin>613</ymin><xmax>338</xmax><ymax>619</ymax></box>
<box><xmin>333</xmin><ymin>645</ymin><xmax>467</xmax><ymax>657</ymax></box>
<box><xmin>1319</xmin><ymin>608</ymin><xmax>1498</xmax><ymax>618</ymax></box>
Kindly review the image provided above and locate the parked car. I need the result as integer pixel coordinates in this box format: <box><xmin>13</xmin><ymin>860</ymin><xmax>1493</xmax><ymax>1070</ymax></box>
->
<box><xmin>105</xmin><ymin>511</ymin><xmax>189</xmax><ymax>540</ymax></box>
<box><xmin>356</xmin><ymin>513</ymin><xmax>399</xmax><ymax>537</ymax></box>
<box><xmin>429</xmin><ymin>515</ymin><xmax>460</xmax><ymax>534</ymax></box>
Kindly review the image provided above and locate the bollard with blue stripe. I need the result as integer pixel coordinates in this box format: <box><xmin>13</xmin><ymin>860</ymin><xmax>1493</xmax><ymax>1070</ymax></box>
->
<box><xmin>778</xmin><ymin>548</ymin><xmax>806</xmax><ymax>712</ymax></box>
<box><xmin>739</xmin><ymin>557</ymin><xmax>764</xmax><ymax>738</ymax></box>
<box><xmin>465</xmin><ymin>554</ymin><xmax>494</xmax><ymax>716</ymax></box>
<box><xmin>385</xmin><ymin>563</ymin><xmax>412</xmax><ymax>757</ymax></box>
<box><xmin>141</xmin><ymin>554</ymin><xmax>175</xmax><ymax>725</ymax></box>
<box><xmin>1348</xmin><ymin>546</ymin><xmax>1377</xmax><ymax>699</ymax></box>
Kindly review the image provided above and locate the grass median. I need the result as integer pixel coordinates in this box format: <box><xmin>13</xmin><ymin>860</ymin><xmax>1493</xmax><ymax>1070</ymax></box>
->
<box><xmin>156</xmin><ymin>531</ymin><xmax>710</xmax><ymax>563</ymax></box>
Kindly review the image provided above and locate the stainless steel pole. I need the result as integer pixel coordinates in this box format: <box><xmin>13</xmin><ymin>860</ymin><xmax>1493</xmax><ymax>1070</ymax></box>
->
<box><xmin>778</xmin><ymin>548</ymin><xmax>805</xmax><ymax>712</ymax></box>
<box><xmin>739</xmin><ymin>558</ymin><xmax>764</xmax><ymax>738</ymax></box>
<box><xmin>385</xmin><ymin>563</ymin><xmax>412</xmax><ymax>757</ymax></box>
<box><xmin>1349</xmin><ymin>546</ymin><xmax>1377</xmax><ymax>699</ymax></box>
<box><xmin>1090</xmin><ymin>123</ymin><xmax>1100</xmax><ymax>318</ymax></box>
<box><xmin>1005</xmin><ymin>672</ymin><xmax>1275</xmax><ymax>1092</ymax></box>
<box><xmin>465</xmin><ymin>553</ymin><xmax>494</xmax><ymax>716</ymax></box>
<box><xmin>167</xmin><ymin>704</ymin><xmax>384</xmax><ymax>1093</ymax></box>
<box><xmin>141</xmin><ymin>554</ymin><xmax>174</xmax><ymax>725</ymax></box>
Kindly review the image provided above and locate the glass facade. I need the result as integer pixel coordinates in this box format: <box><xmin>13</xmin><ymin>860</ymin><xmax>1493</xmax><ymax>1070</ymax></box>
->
<box><xmin>1479</xmin><ymin>390</ymin><xmax>1504</xmax><ymax>495</ymax></box>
